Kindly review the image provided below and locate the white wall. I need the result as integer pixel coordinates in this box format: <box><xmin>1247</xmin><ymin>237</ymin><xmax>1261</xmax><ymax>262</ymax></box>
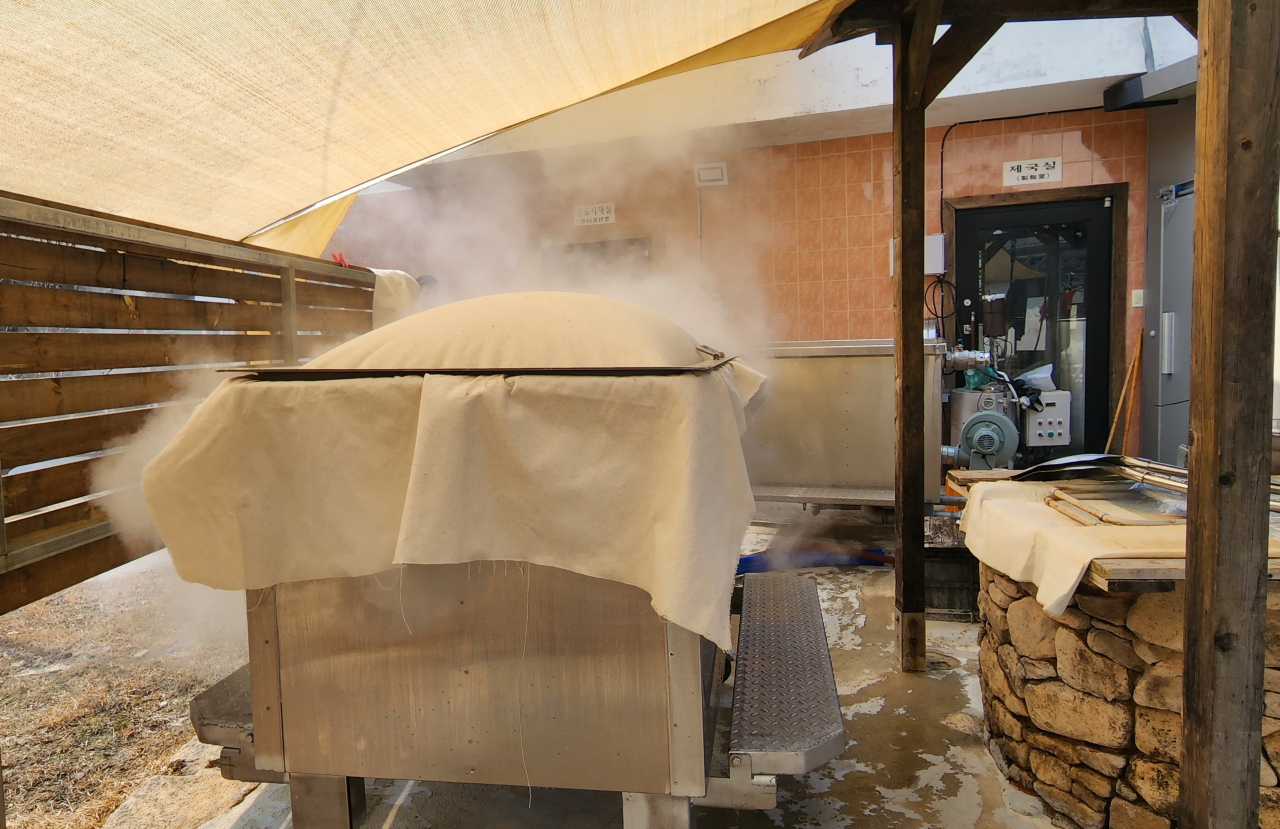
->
<box><xmin>442</xmin><ymin>18</ymin><xmax>1197</xmax><ymax>162</ymax></box>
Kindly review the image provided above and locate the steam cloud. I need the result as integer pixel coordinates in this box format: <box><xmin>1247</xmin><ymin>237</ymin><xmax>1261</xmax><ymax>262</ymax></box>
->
<box><xmin>94</xmin><ymin>133</ymin><xmax>784</xmax><ymax>560</ymax></box>
<box><xmin>326</xmin><ymin>134</ymin><xmax>780</xmax><ymax>356</ymax></box>
<box><xmin>90</xmin><ymin>368</ymin><xmax>222</xmax><ymax>554</ymax></box>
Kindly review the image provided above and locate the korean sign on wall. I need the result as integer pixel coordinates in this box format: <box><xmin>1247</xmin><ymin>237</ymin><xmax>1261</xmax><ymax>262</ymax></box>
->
<box><xmin>1003</xmin><ymin>157</ymin><xmax>1063</xmax><ymax>187</ymax></box>
<box><xmin>574</xmin><ymin>203</ymin><xmax>615</xmax><ymax>226</ymax></box>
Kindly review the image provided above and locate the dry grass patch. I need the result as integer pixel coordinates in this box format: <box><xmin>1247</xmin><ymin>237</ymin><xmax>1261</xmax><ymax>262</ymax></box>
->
<box><xmin>1</xmin><ymin>556</ymin><xmax>246</xmax><ymax>829</ymax></box>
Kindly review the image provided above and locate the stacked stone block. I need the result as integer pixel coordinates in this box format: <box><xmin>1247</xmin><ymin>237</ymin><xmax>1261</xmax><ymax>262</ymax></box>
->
<box><xmin>976</xmin><ymin>563</ymin><xmax>1280</xmax><ymax>829</ymax></box>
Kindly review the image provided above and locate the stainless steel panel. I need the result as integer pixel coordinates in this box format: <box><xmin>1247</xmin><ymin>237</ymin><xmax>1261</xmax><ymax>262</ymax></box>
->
<box><xmin>763</xmin><ymin>339</ymin><xmax>949</xmax><ymax>359</ymax></box>
<box><xmin>1153</xmin><ymin>194</ymin><xmax>1193</xmax><ymax>463</ymax></box>
<box><xmin>1140</xmin><ymin>98</ymin><xmax>1196</xmax><ymax>463</ymax></box>
<box><xmin>274</xmin><ymin>563</ymin><xmax>674</xmax><ymax>794</ymax></box>
<box><xmin>741</xmin><ymin>339</ymin><xmax>943</xmax><ymax>499</ymax></box>
<box><xmin>665</xmin><ymin>624</ymin><xmax>706</xmax><ymax>797</ymax></box>
<box><xmin>749</xmin><ymin>485</ymin><xmax>894</xmax><ymax>508</ymax></box>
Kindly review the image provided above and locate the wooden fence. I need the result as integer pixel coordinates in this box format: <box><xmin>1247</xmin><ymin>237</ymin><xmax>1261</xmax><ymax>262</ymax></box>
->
<box><xmin>0</xmin><ymin>199</ymin><xmax>375</xmax><ymax>614</ymax></box>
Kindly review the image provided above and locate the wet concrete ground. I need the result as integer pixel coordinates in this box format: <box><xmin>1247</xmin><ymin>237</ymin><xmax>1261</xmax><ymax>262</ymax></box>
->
<box><xmin>172</xmin><ymin>566</ymin><xmax>1055</xmax><ymax>829</ymax></box>
<box><xmin>699</xmin><ymin>567</ymin><xmax>1056</xmax><ymax>829</ymax></box>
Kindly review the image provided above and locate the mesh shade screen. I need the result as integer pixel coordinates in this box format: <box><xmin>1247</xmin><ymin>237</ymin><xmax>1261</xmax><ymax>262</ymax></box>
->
<box><xmin>1</xmin><ymin>0</ymin><xmax>835</xmax><ymax>242</ymax></box>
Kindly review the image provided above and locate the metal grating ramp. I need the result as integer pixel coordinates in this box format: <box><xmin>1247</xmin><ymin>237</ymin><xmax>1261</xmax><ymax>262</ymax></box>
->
<box><xmin>730</xmin><ymin>573</ymin><xmax>845</xmax><ymax>775</ymax></box>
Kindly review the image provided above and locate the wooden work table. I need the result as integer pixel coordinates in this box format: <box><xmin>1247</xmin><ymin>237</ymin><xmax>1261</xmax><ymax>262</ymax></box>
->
<box><xmin>1082</xmin><ymin>557</ymin><xmax>1280</xmax><ymax>594</ymax></box>
<box><xmin>947</xmin><ymin>468</ymin><xmax>1280</xmax><ymax>594</ymax></box>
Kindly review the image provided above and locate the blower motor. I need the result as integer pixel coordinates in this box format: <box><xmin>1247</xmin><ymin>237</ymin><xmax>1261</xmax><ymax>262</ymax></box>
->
<box><xmin>941</xmin><ymin>410</ymin><xmax>1019</xmax><ymax>471</ymax></box>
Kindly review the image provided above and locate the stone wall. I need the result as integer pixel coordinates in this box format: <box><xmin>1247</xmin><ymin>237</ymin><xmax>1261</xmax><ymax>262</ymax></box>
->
<box><xmin>976</xmin><ymin>563</ymin><xmax>1280</xmax><ymax>829</ymax></box>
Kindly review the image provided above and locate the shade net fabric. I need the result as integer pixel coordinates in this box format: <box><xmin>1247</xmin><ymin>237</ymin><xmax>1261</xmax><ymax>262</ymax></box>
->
<box><xmin>142</xmin><ymin>292</ymin><xmax>765</xmax><ymax>649</ymax></box>
<box><xmin>2</xmin><ymin>0</ymin><xmax>837</xmax><ymax>244</ymax></box>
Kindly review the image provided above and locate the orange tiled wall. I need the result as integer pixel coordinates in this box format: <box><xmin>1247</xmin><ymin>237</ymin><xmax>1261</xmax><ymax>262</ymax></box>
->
<box><xmin>761</xmin><ymin>108</ymin><xmax>1147</xmax><ymax>355</ymax></box>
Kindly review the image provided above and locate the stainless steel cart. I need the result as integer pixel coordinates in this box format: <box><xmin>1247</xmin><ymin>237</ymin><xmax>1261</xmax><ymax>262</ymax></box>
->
<box><xmin>191</xmin><ymin>567</ymin><xmax>843</xmax><ymax>828</ymax></box>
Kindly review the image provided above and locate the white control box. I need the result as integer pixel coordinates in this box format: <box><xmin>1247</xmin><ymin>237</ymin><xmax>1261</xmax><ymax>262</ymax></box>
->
<box><xmin>1024</xmin><ymin>390</ymin><xmax>1071</xmax><ymax>446</ymax></box>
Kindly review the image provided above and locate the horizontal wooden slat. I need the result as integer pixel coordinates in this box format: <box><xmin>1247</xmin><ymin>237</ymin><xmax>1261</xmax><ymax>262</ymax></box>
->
<box><xmin>1084</xmin><ymin>557</ymin><xmax>1280</xmax><ymax>593</ymax></box>
<box><xmin>0</xmin><ymin>532</ymin><xmax>153</xmax><ymax>615</ymax></box>
<box><xmin>0</xmin><ymin>332</ymin><xmax>284</xmax><ymax>373</ymax></box>
<box><xmin>296</xmin><ymin>305</ymin><xmax>372</xmax><ymax>334</ymax></box>
<box><xmin>0</xmin><ymin>209</ymin><xmax>374</xmax><ymax>290</ymax></box>
<box><xmin>0</xmin><ymin>280</ymin><xmax>372</xmax><ymax>332</ymax></box>
<box><xmin>0</xmin><ymin>408</ymin><xmax>168</xmax><ymax>470</ymax></box>
<box><xmin>299</xmin><ymin>334</ymin><xmax>354</xmax><ymax>360</ymax></box>
<box><xmin>6</xmin><ymin>501</ymin><xmax>103</xmax><ymax>541</ymax></box>
<box><xmin>0</xmin><ymin>369</ymin><xmax>212</xmax><ymax>423</ymax></box>
<box><xmin>0</xmin><ymin>232</ymin><xmax>281</xmax><ymax>302</ymax></box>
<box><xmin>0</xmin><ymin>233</ymin><xmax>374</xmax><ymax>309</ymax></box>
<box><xmin>295</xmin><ymin>278</ymin><xmax>374</xmax><ymax>311</ymax></box>
<box><xmin>3</xmin><ymin>458</ymin><xmax>97</xmax><ymax>516</ymax></box>
<box><xmin>0</xmin><ymin>282</ymin><xmax>278</xmax><ymax>331</ymax></box>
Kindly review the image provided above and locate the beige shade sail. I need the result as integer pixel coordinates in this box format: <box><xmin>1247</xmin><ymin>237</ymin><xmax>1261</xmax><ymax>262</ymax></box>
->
<box><xmin>3</xmin><ymin>0</ymin><xmax>839</xmax><ymax>247</ymax></box>
<box><xmin>245</xmin><ymin>193</ymin><xmax>357</xmax><ymax>258</ymax></box>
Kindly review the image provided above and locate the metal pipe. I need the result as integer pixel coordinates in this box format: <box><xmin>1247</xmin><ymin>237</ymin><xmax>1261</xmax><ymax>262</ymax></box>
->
<box><xmin>1119</xmin><ymin>456</ymin><xmax>1189</xmax><ymax>478</ymax></box>
<box><xmin>1121</xmin><ymin>455</ymin><xmax>1280</xmax><ymax>497</ymax></box>
<box><xmin>1116</xmin><ymin>465</ymin><xmax>1280</xmax><ymax>514</ymax></box>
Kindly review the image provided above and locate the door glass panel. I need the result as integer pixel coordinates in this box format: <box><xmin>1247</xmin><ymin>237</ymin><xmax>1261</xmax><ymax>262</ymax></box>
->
<box><xmin>978</xmin><ymin>222</ymin><xmax>1089</xmax><ymax>452</ymax></box>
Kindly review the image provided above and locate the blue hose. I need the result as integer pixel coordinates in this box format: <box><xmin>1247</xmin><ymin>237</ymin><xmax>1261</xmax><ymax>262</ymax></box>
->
<box><xmin>736</xmin><ymin>549</ymin><xmax>888</xmax><ymax>574</ymax></box>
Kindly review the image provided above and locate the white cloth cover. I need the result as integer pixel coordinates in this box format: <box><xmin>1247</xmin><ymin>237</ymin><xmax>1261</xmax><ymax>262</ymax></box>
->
<box><xmin>142</xmin><ymin>292</ymin><xmax>764</xmax><ymax>649</ymax></box>
<box><xmin>371</xmin><ymin>269</ymin><xmax>422</xmax><ymax>328</ymax></box>
<box><xmin>960</xmin><ymin>480</ymin><xmax>1279</xmax><ymax>615</ymax></box>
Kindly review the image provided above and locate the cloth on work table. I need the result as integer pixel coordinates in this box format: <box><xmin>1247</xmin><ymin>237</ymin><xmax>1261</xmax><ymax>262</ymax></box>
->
<box><xmin>371</xmin><ymin>268</ymin><xmax>422</xmax><ymax>328</ymax></box>
<box><xmin>142</xmin><ymin>292</ymin><xmax>762</xmax><ymax>650</ymax></box>
<box><xmin>960</xmin><ymin>480</ymin><xmax>1280</xmax><ymax>615</ymax></box>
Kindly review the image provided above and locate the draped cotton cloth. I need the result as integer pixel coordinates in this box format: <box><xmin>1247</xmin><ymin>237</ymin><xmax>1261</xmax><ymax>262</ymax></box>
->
<box><xmin>142</xmin><ymin>292</ymin><xmax>764</xmax><ymax>649</ymax></box>
<box><xmin>960</xmin><ymin>480</ymin><xmax>1280</xmax><ymax>616</ymax></box>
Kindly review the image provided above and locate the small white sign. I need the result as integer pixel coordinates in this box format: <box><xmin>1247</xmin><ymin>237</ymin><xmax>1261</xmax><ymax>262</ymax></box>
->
<box><xmin>1003</xmin><ymin>157</ymin><xmax>1063</xmax><ymax>186</ymax></box>
<box><xmin>574</xmin><ymin>203</ymin><xmax>615</xmax><ymax>226</ymax></box>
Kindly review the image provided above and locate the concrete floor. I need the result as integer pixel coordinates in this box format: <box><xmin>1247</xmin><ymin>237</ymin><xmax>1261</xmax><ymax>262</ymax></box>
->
<box><xmin>178</xmin><ymin>567</ymin><xmax>1055</xmax><ymax>829</ymax></box>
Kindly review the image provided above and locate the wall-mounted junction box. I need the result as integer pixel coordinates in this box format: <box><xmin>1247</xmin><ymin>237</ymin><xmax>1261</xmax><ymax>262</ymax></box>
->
<box><xmin>1024</xmin><ymin>390</ymin><xmax>1072</xmax><ymax>447</ymax></box>
<box><xmin>889</xmin><ymin>233</ymin><xmax>947</xmax><ymax>276</ymax></box>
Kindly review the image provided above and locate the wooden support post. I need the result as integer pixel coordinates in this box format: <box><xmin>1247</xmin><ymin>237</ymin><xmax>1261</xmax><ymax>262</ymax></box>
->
<box><xmin>893</xmin><ymin>17</ymin><xmax>929</xmax><ymax>673</ymax></box>
<box><xmin>1181</xmin><ymin>0</ymin><xmax>1280</xmax><ymax>824</ymax></box>
<box><xmin>246</xmin><ymin>586</ymin><xmax>286</xmax><ymax>773</ymax></box>
<box><xmin>289</xmin><ymin>774</ymin><xmax>366</xmax><ymax>829</ymax></box>
<box><xmin>281</xmin><ymin>266</ymin><xmax>298</xmax><ymax>367</ymax></box>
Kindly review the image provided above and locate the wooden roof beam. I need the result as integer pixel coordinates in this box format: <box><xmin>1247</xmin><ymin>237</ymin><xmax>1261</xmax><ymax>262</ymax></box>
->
<box><xmin>832</xmin><ymin>0</ymin><xmax>1196</xmax><ymax>38</ymax></box>
<box><xmin>906</xmin><ymin>0</ymin><xmax>946</xmax><ymax>108</ymax></box>
<box><xmin>920</xmin><ymin>18</ymin><xmax>1005</xmax><ymax>107</ymax></box>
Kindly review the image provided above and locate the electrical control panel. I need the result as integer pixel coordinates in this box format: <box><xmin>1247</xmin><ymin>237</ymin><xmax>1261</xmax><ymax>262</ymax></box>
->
<box><xmin>1023</xmin><ymin>390</ymin><xmax>1071</xmax><ymax>447</ymax></box>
